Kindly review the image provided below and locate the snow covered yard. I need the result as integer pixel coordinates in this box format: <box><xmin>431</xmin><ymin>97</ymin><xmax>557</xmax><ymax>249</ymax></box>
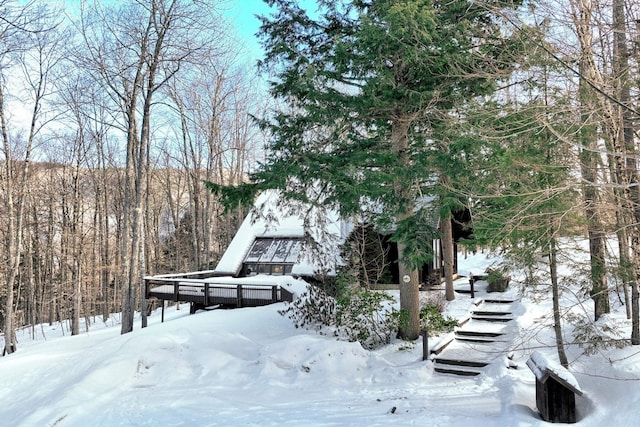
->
<box><xmin>1</xmin><ymin>249</ymin><xmax>639</xmax><ymax>427</ymax></box>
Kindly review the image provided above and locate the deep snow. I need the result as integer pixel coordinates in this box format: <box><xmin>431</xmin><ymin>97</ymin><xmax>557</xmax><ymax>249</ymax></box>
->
<box><xmin>1</xmin><ymin>247</ymin><xmax>639</xmax><ymax>427</ymax></box>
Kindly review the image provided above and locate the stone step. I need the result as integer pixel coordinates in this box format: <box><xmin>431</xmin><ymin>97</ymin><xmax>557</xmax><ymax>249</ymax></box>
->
<box><xmin>433</xmin><ymin>357</ymin><xmax>489</xmax><ymax>368</ymax></box>
<box><xmin>456</xmin><ymin>329</ymin><xmax>504</xmax><ymax>338</ymax></box>
<box><xmin>432</xmin><ymin>296</ymin><xmax>519</xmax><ymax>377</ymax></box>
<box><xmin>483</xmin><ymin>298</ymin><xmax>516</xmax><ymax>304</ymax></box>
<box><xmin>472</xmin><ymin>309</ymin><xmax>512</xmax><ymax>316</ymax></box>
<box><xmin>471</xmin><ymin>314</ymin><xmax>513</xmax><ymax>322</ymax></box>
<box><xmin>433</xmin><ymin>365</ymin><xmax>483</xmax><ymax>376</ymax></box>
<box><xmin>471</xmin><ymin>310</ymin><xmax>513</xmax><ymax>320</ymax></box>
<box><xmin>476</xmin><ymin>301</ymin><xmax>515</xmax><ymax>311</ymax></box>
<box><xmin>455</xmin><ymin>334</ymin><xmax>510</xmax><ymax>343</ymax></box>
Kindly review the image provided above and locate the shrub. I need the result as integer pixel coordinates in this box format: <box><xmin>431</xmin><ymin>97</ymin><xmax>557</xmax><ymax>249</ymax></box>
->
<box><xmin>335</xmin><ymin>289</ymin><xmax>398</xmax><ymax>349</ymax></box>
<box><xmin>418</xmin><ymin>291</ymin><xmax>458</xmax><ymax>334</ymax></box>
<box><xmin>278</xmin><ymin>285</ymin><xmax>336</xmax><ymax>332</ymax></box>
<box><xmin>280</xmin><ymin>284</ymin><xmax>458</xmax><ymax>347</ymax></box>
<box><xmin>571</xmin><ymin>314</ymin><xmax>627</xmax><ymax>355</ymax></box>
<box><xmin>486</xmin><ymin>267</ymin><xmax>510</xmax><ymax>292</ymax></box>
<box><xmin>419</xmin><ymin>291</ymin><xmax>447</xmax><ymax>313</ymax></box>
<box><xmin>278</xmin><ymin>277</ymin><xmax>400</xmax><ymax>349</ymax></box>
<box><xmin>420</xmin><ymin>304</ymin><xmax>458</xmax><ymax>334</ymax></box>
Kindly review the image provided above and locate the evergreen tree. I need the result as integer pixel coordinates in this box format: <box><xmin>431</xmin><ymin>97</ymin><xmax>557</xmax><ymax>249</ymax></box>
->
<box><xmin>451</xmin><ymin>15</ymin><xmax>583</xmax><ymax>362</ymax></box>
<box><xmin>210</xmin><ymin>0</ymin><xmax>523</xmax><ymax>339</ymax></box>
<box><xmin>463</xmin><ymin>98</ymin><xmax>579</xmax><ymax>366</ymax></box>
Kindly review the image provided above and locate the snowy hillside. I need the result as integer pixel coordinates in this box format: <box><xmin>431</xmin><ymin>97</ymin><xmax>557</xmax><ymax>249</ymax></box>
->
<box><xmin>1</xmin><ymin>248</ymin><xmax>639</xmax><ymax>427</ymax></box>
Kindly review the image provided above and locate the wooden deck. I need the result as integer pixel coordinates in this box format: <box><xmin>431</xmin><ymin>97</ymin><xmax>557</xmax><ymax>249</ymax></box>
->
<box><xmin>144</xmin><ymin>271</ymin><xmax>295</xmax><ymax>313</ymax></box>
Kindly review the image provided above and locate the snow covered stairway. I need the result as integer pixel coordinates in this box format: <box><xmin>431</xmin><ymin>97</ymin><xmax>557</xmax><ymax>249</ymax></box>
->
<box><xmin>455</xmin><ymin>321</ymin><xmax>509</xmax><ymax>343</ymax></box>
<box><xmin>432</xmin><ymin>351</ymin><xmax>489</xmax><ymax>376</ymax></box>
<box><xmin>470</xmin><ymin>299</ymin><xmax>515</xmax><ymax>322</ymax></box>
<box><xmin>432</xmin><ymin>298</ymin><xmax>518</xmax><ymax>376</ymax></box>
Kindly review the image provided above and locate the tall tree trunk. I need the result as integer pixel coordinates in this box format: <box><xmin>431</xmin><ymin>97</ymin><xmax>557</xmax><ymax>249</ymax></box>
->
<box><xmin>141</xmin><ymin>129</ymin><xmax>152</xmax><ymax>329</ymax></box>
<box><xmin>549</xmin><ymin>222</ymin><xmax>569</xmax><ymax>368</ymax></box>
<box><xmin>397</xmin><ymin>241</ymin><xmax>421</xmax><ymax>340</ymax></box>
<box><xmin>573</xmin><ymin>0</ymin><xmax>610</xmax><ymax>320</ymax></box>
<box><xmin>70</xmin><ymin>138</ymin><xmax>84</xmax><ymax>336</ymax></box>
<box><xmin>95</xmin><ymin>129</ymin><xmax>111</xmax><ymax>322</ymax></box>
<box><xmin>1</xmin><ymin>32</ymin><xmax>45</xmax><ymax>350</ymax></box>
<box><xmin>613</xmin><ymin>0</ymin><xmax>640</xmax><ymax>344</ymax></box>
<box><xmin>392</xmin><ymin>117</ymin><xmax>420</xmax><ymax>340</ymax></box>
<box><xmin>632</xmin><ymin>253</ymin><xmax>640</xmax><ymax>344</ymax></box>
<box><xmin>121</xmin><ymin>0</ymin><xmax>178</xmax><ymax>333</ymax></box>
<box><xmin>120</xmin><ymin>109</ymin><xmax>139</xmax><ymax>334</ymax></box>
<box><xmin>119</xmin><ymin>17</ymin><xmax>149</xmax><ymax>334</ymax></box>
<box><xmin>604</xmin><ymin>129</ymin><xmax>633</xmax><ymax>319</ymax></box>
<box><xmin>441</xmin><ymin>208</ymin><xmax>455</xmax><ymax>301</ymax></box>
<box><xmin>1</xmin><ymin>83</ymin><xmax>18</xmax><ymax>355</ymax></box>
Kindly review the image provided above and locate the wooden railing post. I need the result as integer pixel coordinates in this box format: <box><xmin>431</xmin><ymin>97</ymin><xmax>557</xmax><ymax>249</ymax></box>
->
<box><xmin>204</xmin><ymin>283</ymin><xmax>209</xmax><ymax>306</ymax></box>
<box><xmin>173</xmin><ymin>282</ymin><xmax>179</xmax><ymax>302</ymax></box>
<box><xmin>469</xmin><ymin>276</ymin><xmax>475</xmax><ymax>299</ymax></box>
<box><xmin>272</xmin><ymin>286</ymin><xmax>278</xmax><ymax>303</ymax></box>
<box><xmin>421</xmin><ymin>329</ymin><xmax>429</xmax><ymax>361</ymax></box>
<box><xmin>237</xmin><ymin>285</ymin><xmax>243</xmax><ymax>308</ymax></box>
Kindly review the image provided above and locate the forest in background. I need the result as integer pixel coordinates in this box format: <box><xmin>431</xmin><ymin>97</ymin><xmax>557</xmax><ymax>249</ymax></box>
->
<box><xmin>1</xmin><ymin>0</ymin><xmax>258</xmax><ymax>351</ymax></box>
<box><xmin>2</xmin><ymin>0</ymin><xmax>640</xmax><ymax>365</ymax></box>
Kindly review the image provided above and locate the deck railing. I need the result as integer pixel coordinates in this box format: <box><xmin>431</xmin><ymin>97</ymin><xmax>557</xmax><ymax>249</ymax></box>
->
<box><xmin>144</xmin><ymin>274</ymin><xmax>294</xmax><ymax>309</ymax></box>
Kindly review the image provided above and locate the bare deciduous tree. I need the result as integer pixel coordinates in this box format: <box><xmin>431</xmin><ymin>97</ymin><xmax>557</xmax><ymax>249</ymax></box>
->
<box><xmin>1</xmin><ymin>1</ymin><xmax>60</xmax><ymax>354</ymax></box>
<box><xmin>76</xmin><ymin>0</ymin><xmax>227</xmax><ymax>334</ymax></box>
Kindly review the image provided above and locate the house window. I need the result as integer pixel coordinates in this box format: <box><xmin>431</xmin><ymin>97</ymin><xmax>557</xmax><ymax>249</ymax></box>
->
<box><xmin>245</xmin><ymin>264</ymin><xmax>257</xmax><ymax>275</ymax></box>
<box><xmin>246</xmin><ymin>238</ymin><xmax>303</xmax><ymax>263</ymax></box>
<box><xmin>243</xmin><ymin>238</ymin><xmax>303</xmax><ymax>276</ymax></box>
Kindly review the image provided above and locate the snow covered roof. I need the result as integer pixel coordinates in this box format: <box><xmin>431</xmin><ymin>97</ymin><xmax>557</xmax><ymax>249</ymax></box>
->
<box><xmin>526</xmin><ymin>350</ymin><xmax>584</xmax><ymax>396</ymax></box>
<box><xmin>213</xmin><ymin>190</ymin><xmax>352</xmax><ymax>277</ymax></box>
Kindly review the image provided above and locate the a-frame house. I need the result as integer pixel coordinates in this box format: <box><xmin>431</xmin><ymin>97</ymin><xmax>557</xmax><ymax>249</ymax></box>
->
<box><xmin>213</xmin><ymin>191</ymin><xmax>472</xmax><ymax>285</ymax></box>
<box><xmin>144</xmin><ymin>190</ymin><xmax>472</xmax><ymax>313</ymax></box>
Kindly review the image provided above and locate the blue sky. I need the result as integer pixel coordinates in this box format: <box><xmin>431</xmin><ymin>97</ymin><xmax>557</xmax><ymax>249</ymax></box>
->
<box><xmin>226</xmin><ymin>0</ymin><xmax>318</xmax><ymax>65</ymax></box>
<box><xmin>226</xmin><ymin>0</ymin><xmax>276</xmax><ymax>64</ymax></box>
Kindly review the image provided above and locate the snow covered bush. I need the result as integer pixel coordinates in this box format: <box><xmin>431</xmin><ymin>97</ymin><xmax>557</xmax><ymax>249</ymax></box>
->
<box><xmin>570</xmin><ymin>313</ymin><xmax>628</xmax><ymax>355</ymax></box>
<box><xmin>278</xmin><ymin>277</ymin><xmax>400</xmax><ymax>349</ymax></box>
<box><xmin>335</xmin><ymin>289</ymin><xmax>398</xmax><ymax>349</ymax></box>
<box><xmin>418</xmin><ymin>292</ymin><xmax>458</xmax><ymax>334</ymax></box>
<box><xmin>486</xmin><ymin>267</ymin><xmax>510</xmax><ymax>292</ymax></box>
<box><xmin>278</xmin><ymin>285</ymin><xmax>337</xmax><ymax>332</ymax></box>
<box><xmin>420</xmin><ymin>305</ymin><xmax>458</xmax><ymax>334</ymax></box>
<box><xmin>419</xmin><ymin>291</ymin><xmax>447</xmax><ymax>313</ymax></box>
